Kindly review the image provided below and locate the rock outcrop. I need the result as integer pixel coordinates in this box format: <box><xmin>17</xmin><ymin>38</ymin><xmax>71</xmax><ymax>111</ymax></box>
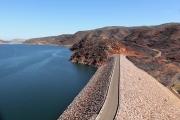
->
<box><xmin>69</xmin><ymin>34</ymin><xmax>120</xmax><ymax>67</ymax></box>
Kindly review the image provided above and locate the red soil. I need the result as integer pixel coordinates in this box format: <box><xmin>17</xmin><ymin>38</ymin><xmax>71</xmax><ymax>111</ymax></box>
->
<box><xmin>112</xmin><ymin>44</ymin><xmax>143</xmax><ymax>56</ymax></box>
<box><xmin>158</xmin><ymin>59</ymin><xmax>164</xmax><ymax>64</ymax></box>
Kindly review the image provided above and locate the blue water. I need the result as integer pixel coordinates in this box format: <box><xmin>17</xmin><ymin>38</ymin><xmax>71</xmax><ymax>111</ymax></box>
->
<box><xmin>0</xmin><ymin>44</ymin><xmax>96</xmax><ymax>120</ymax></box>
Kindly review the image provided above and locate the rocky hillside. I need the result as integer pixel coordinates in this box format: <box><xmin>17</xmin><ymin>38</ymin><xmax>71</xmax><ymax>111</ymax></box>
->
<box><xmin>24</xmin><ymin>34</ymin><xmax>72</xmax><ymax>46</ymax></box>
<box><xmin>24</xmin><ymin>26</ymin><xmax>138</xmax><ymax>66</ymax></box>
<box><xmin>69</xmin><ymin>34</ymin><xmax>120</xmax><ymax>66</ymax></box>
<box><xmin>24</xmin><ymin>26</ymin><xmax>137</xmax><ymax>46</ymax></box>
<box><xmin>69</xmin><ymin>23</ymin><xmax>180</xmax><ymax>86</ymax></box>
<box><xmin>9</xmin><ymin>39</ymin><xmax>24</xmax><ymax>43</ymax></box>
<box><xmin>25</xmin><ymin>23</ymin><xmax>180</xmax><ymax>86</ymax></box>
<box><xmin>121</xmin><ymin>23</ymin><xmax>180</xmax><ymax>86</ymax></box>
<box><xmin>0</xmin><ymin>40</ymin><xmax>6</xmax><ymax>44</ymax></box>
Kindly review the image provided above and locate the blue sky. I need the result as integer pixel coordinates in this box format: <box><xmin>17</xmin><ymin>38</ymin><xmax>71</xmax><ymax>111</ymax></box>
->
<box><xmin>0</xmin><ymin>0</ymin><xmax>180</xmax><ymax>40</ymax></box>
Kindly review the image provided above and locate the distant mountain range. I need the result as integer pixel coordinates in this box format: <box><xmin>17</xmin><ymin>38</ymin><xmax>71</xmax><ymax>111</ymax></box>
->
<box><xmin>0</xmin><ymin>39</ymin><xmax>25</xmax><ymax>44</ymax></box>
<box><xmin>0</xmin><ymin>40</ymin><xmax>6</xmax><ymax>44</ymax></box>
<box><xmin>7</xmin><ymin>39</ymin><xmax>25</xmax><ymax>43</ymax></box>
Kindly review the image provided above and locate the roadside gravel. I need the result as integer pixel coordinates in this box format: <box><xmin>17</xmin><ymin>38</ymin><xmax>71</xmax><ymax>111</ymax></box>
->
<box><xmin>116</xmin><ymin>55</ymin><xmax>180</xmax><ymax>120</ymax></box>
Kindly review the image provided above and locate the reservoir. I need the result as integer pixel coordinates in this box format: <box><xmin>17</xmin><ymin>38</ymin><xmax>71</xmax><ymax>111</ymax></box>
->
<box><xmin>0</xmin><ymin>44</ymin><xmax>96</xmax><ymax>120</ymax></box>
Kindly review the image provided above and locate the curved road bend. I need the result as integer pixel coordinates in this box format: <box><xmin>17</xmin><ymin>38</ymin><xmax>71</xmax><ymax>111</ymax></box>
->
<box><xmin>95</xmin><ymin>54</ymin><xmax>120</xmax><ymax>120</ymax></box>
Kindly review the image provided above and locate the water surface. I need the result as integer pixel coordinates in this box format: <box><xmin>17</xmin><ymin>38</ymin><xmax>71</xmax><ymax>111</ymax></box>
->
<box><xmin>0</xmin><ymin>44</ymin><xmax>96</xmax><ymax>120</ymax></box>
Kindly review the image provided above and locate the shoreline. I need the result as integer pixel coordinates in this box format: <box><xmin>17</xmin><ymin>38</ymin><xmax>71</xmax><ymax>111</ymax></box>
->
<box><xmin>23</xmin><ymin>43</ymin><xmax>72</xmax><ymax>48</ymax></box>
<box><xmin>0</xmin><ymin>43</ymin><xmax>72</xmax><ymax>49</ymax></box>
<box><xmin>58</xmin><ymin>56</ymin><xmax>116</xmax><ymax>120</ymax></box>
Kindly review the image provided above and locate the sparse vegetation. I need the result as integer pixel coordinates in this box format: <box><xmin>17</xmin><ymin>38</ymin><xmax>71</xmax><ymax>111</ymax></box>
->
<box><xmin>171</xmin><ymin>81</ymin><xmax>180</xmax><ymax>94</ymax></box>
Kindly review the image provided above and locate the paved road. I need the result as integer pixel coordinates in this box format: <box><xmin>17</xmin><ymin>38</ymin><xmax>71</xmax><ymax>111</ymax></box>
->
<box><xmin>95</xmin><ymin>54</ymin><xmax>120</xmax><ymax>120</ymax></box>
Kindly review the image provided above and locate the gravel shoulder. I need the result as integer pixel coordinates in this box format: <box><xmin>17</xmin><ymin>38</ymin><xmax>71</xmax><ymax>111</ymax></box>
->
<box><xmin>116</xmin><ymin>55</ymin><xmax>180</xmax><ymax>120</ymax></box>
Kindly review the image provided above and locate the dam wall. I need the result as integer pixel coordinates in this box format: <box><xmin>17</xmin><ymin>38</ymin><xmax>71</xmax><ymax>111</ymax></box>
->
<box><xmin>58</xmin><ymin>56</ymin><xmax>116</xmax><ymax>120</ymax></box>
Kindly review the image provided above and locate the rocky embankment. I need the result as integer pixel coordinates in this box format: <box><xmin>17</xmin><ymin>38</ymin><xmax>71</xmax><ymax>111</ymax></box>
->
<box><xmin>116</xmin><ymin>55</ymin><xmax>180</xmax><ymax>120</ymax></box>
<box><xmin>58</xmin><ymin>56</ymin><xmax>116</xmax><ymax>120</ymax></box>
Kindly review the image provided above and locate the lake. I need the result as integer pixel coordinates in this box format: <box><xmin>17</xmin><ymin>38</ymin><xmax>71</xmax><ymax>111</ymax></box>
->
<box><xmin>0</xmin><ymin>44</ymin><xmax>96</xmax><ymax>120</ymax></box>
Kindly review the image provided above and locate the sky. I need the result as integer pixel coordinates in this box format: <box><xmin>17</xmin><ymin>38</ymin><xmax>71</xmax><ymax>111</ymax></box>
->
<box><xmin>0</xmin><ymin>0</ymin><xmax>180</xmax><ymax>40</ymax></box>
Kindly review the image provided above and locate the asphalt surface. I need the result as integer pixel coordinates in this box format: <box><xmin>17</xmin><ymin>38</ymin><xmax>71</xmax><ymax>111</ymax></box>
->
<box><xmin>95</xmin><ymin>54</ymin><xmax>120</xmax><ymax>120</ymax></box>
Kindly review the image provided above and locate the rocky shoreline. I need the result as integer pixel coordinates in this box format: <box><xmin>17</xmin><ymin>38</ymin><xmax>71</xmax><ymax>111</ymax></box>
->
<box><xmin>58</xmin><ymin>56</ymin><xmax>116</xmax><ymax>120</ymax></box>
